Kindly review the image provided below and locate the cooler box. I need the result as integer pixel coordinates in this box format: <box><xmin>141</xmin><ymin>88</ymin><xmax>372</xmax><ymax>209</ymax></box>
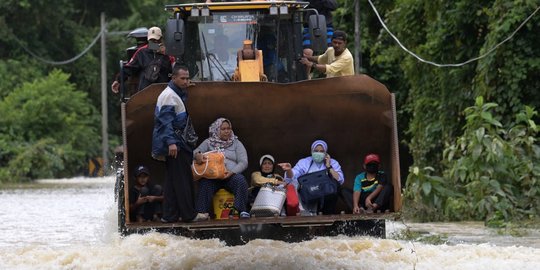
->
<box><xmin>250</xmin><ymin>186</ymin><xmax>286</xmax><ymax>217</ymax></box>
<box><xmin>213</xmin><ymin>189</ymin><xmax>236</xmax><ymax>219</ymax></box>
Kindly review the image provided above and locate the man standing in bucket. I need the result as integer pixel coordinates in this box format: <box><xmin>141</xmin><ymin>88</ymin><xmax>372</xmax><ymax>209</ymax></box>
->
<box><xmin>151</xmin><ymin>65</ymin><xmax>209</xmax><ymax>223</ymax></box>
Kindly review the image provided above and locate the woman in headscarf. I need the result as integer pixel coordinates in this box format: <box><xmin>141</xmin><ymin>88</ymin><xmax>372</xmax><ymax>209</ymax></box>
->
<box><xmin>278</xmin><ymin>139</ymin><xmax>344</xmax><ymax>215</ymax></box>
<box><xmin>193</xmin><ymin>118</ymin><xmax>250</xmax><ymax>218</ymax></box>
<box><xmin>249</xmin><ymin>154</ymin><xmax>285</xmax><ymax>205</ymax></box>
<box><xmin>251</xmin><ymin>154</ymin><xmax>285</xmax><ymax>187</ymax></box>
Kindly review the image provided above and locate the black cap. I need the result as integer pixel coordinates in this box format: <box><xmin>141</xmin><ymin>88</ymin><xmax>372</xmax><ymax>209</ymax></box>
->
<box><xmin>331</xmin><ymin>30</ymin><xmax>347</xmax><ymax>42</ymax></box>
<box><xmin>134</xmin><ymin>165</ymin><xmax>150</xmax><ymax>176</ymax></box>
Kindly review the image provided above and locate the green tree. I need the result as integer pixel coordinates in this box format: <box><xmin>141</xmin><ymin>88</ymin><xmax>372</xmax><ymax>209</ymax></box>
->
<box><xmin>405</xmin><ymin>97</ymin><xmax>540</xmax><ymax>223</ymax></box>
<box><xmin>0</xmin><ymin>0</ymin><xmax>176</xmax><ymax>178</ymax></box>
<box><xmin>332</xmin><ymin>1</ymin><xmax>540</xmax><ymax>223</ymax></box>
<box><xmin>0</xmin><ymin>58</ymin><xmax>46</xmax><ymax>99</ymax></box>
<box><xmin>0</xmin><ymin>70</ymin><xmax>100</xmax><ymax>182</ymax></box>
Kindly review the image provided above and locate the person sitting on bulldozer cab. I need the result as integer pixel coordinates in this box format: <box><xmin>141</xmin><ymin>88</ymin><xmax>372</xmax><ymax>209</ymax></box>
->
<box><xmin>111</xmin><ymin>26</ymin><xmax>175</xmax><ymax>94</ymax></box>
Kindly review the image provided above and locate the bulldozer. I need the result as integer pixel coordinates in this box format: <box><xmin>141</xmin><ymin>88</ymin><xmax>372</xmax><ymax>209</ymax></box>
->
<box><xmin>116</xmin><ymin>1</ymin><xmax>401</xmax><ymax>245</ymax></box>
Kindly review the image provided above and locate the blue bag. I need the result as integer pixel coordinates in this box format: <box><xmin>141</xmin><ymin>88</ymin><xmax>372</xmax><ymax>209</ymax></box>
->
<box><xmin>298</xmin><ymin>169</ymin><xmax>338</xmax><ymax>204</ymax></box>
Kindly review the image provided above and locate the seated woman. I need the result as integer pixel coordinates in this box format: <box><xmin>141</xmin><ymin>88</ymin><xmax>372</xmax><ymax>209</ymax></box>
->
<box><xmin>193</xmin><ymin>118</ymin><xmax>250</xmax><ymax>218</ymax></box>
<box><xmin>249</xmin><ymin>154</ymin><xmax>285</xmax><ymax>204</ymax></box>
<box><xmin>251</xmin><ymin>154</ymin><xmax>285</xmax><ymax>187</ymax></box>
<box><xmin>352</xmin><ymin>153</ymin><xmax>393</xmax><ymax>213</ymax></box>
<box><xmin>279</xmin><ymin>140</ymin><xmax>344</xmax><ymax>215</ymax></box>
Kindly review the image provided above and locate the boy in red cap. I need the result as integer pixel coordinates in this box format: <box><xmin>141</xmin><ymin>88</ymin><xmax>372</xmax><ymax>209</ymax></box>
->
<box><xmin>352</xmin><ymin>153</ymin><xmax>393</xmax><ymax>213</ymax></box>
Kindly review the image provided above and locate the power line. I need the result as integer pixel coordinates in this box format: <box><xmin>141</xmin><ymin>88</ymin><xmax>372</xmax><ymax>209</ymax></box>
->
<box><xmin>17</xmin><ymin>2</ymin><xmax>540</xmax><ymax>68</ymax></box>
<box><xmin>14</xmin><ymin>28</ymin><xmax>105</xmax><ymax>65</ymax></box>
<box><xmin>367</xmin><ymin>0</ymin><xmax>540</xmax><ymax>67</ymax></box>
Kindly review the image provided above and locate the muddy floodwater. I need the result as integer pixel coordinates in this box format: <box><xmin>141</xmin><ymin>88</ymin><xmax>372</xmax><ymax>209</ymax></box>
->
<box><xmin>1</xmin><ymin>177</ymin><xmax>539</xmax><ymax>269</ymax></box>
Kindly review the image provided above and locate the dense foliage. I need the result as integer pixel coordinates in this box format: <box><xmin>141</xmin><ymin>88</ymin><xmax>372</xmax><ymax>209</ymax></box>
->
<box><xmin>333</xmin><ymin>0</ymin><xmax>540</xmax><ymax>223</ymax></box>
<box><xmin>406</xmin><ymin>97</ymin><xmax>540</xmax><ymax>223</ymax></box>
<box><xmin>0</xmin><ymin>0</ymin><xmax>171</xmax><ymax>182</ymax></box>
<box><xmin>0</xmin><ymin>70</ymin><xmax>99</xmax><ymax>182</ymax></box>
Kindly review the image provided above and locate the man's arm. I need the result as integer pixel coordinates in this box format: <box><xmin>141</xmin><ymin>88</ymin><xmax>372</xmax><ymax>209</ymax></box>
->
<box><xmin>325</xmin><ymin>54</ymin><xmax>353</xmax><ymax>75</ymax></box>
<box><xmin>310</xmin><ymin>61</ymin><xmax>326</xmax><ymax>74</ymax></box>
<box><xmin>305</xmin><ymin>54</ymin><xmax>319</xmax><ymax>63</ymax></box>
<box><xmin>307</xmin><ymin>48</ymin><xmax>330</xmax><ymax>73</ymax></box>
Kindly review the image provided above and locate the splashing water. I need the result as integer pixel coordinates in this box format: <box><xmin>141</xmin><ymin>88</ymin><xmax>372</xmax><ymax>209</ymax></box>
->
<box><xmin>0</xmin><ymin>177</ymin><xmax>538</xmax><ymax>270</ymax></box>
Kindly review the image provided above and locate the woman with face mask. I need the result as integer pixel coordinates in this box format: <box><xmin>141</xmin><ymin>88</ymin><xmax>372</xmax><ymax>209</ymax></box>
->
<box><xmin>278</xmin><ymin>140</ymin><xmax>344</xmax><ymax>215</ymax></box>
<box><xmin>352</xmin><ymin>153</ymin><xmax>393</xmax><ymax>214</ymax></box>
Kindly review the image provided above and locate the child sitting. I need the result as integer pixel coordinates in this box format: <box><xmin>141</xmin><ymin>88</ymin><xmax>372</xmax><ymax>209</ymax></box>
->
<box><xmin>352</xmin><ymin>154</ymin><xmax>393</xmax><ymax>213</ymax></box>
<box><xmin>129</xmin><ymin>165</ymin><xmax>164</xmax><ymax>222</ymax></box>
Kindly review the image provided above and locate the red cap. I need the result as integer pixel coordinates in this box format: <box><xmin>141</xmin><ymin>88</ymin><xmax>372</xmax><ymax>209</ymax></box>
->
<box><xmin>364</xmin><ymin>154</ymin><xmax>380</xmax><ymax>165</ymax></box>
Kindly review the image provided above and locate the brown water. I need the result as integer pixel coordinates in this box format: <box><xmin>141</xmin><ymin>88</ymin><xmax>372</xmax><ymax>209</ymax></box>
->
<box><xmin>1</xmin><ymin>177</ymin><xmax>539</xmax><ymax>270</ymax></box>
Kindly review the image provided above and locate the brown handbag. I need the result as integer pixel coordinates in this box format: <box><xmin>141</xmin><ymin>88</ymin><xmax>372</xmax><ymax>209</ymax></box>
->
<box><xmin>192</xmin><ymin>150</ymin><xmax>228</xmax><ymax>180</ymax></box>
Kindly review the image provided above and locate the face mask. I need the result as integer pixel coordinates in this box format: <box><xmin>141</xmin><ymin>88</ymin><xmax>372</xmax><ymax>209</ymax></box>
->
<box><xmin>311</xmin><ymin>152</ymin><xmax>325</xmax><ymax>163</ymax></box>
<box><xmin>366</xmin><ymin>163</ymin><xmax>379</xmax><ymax>173</ymax></box>
<box><xmin>148</xmin><ymin>41</ymin><xmax>160</xmax><ymax>52</ymax></box>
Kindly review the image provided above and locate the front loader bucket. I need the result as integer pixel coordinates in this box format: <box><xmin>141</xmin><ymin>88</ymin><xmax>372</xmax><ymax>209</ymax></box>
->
<box><xmin>121</xmin><ymin>75</ymin><xmax>401</xmax><ymax>223</ymax></box>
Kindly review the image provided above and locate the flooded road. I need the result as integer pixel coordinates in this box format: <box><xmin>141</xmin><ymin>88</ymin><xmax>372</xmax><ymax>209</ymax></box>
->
<box><xmin>0</xmin><ymin>177</ymin><xmax>539</xmax><ymax>269</ymax></box>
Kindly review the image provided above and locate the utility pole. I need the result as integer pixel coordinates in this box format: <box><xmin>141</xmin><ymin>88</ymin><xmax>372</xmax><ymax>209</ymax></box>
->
<box><xmin>354</xmin><ymin>0</ymin><xmax>361</xmax><ymax>73</ymax></box>
<box><xmin>100</xmin><ymin>12</ymin><xmax>109</xmax><ymax>175</ymax></box>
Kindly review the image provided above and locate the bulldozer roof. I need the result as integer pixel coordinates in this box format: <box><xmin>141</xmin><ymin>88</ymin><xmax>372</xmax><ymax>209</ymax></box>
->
<box><xmin>165</xmin><ymin>1</ymin><xmax>310</xmax><ymax>13</ymax></box>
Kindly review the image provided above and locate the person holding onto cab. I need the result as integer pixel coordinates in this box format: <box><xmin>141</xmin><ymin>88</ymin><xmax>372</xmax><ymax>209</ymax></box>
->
<box><xmin>111</xmin><ymin>26</ymin><xmax>175</xmax><ymax>94</ymax></box>
<box><xmin>300</xmin><ymin>30</ymin><xmax>354</xmax><ymax>78</ymax></box>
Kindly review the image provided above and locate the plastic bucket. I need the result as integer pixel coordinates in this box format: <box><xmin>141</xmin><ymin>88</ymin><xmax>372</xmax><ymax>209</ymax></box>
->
<box><xmin>213</xmin><ymin>189</ymin><xmax>236</xmax><ymax>219</ymax></box>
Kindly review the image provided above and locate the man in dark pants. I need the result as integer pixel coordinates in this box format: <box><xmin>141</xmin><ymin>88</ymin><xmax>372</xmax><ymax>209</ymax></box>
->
<box><xmin>151</xmin><ymin>65</ymin><xmax>209</xmax><ymax>223</ymax></box>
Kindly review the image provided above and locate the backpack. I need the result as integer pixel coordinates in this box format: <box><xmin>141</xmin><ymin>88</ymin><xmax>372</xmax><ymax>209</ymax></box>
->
<box><xmin>143</xmin><ymin>56</ymin><xmax>162</xmax><ymax>82</ymax></box>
